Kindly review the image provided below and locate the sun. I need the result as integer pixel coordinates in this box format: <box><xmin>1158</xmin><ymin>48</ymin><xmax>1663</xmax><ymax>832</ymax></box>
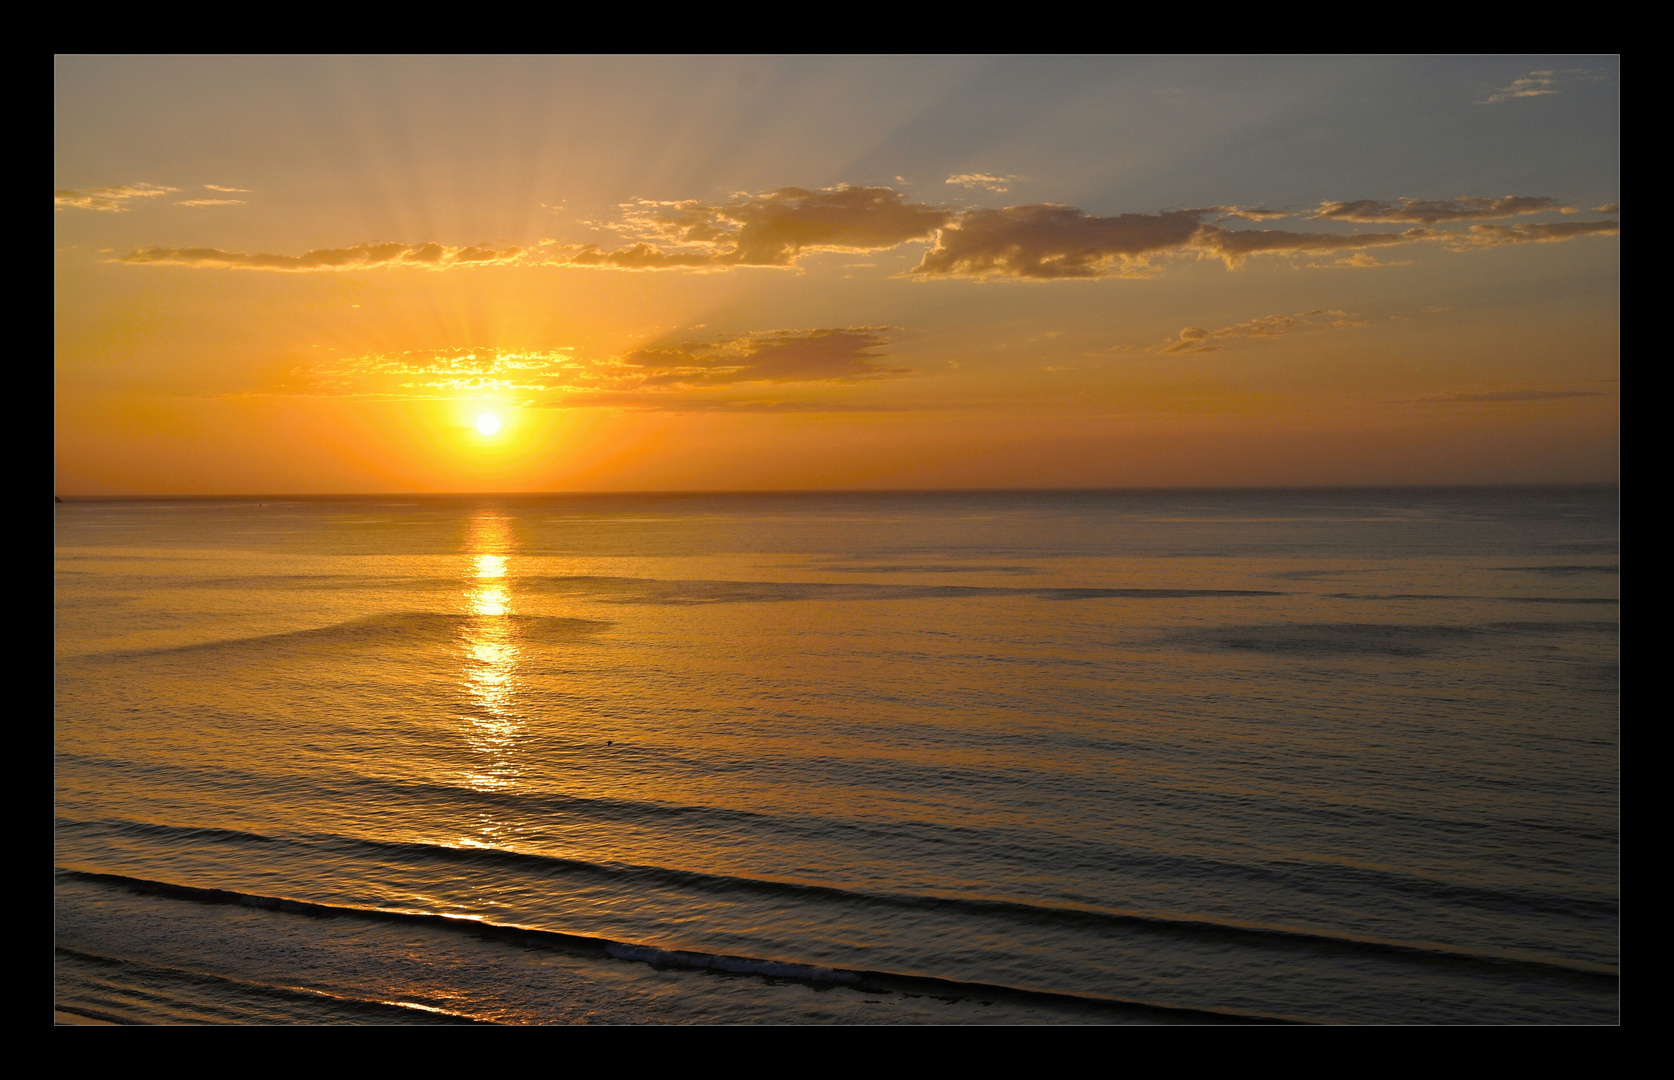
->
<box><xmin>475</xmin><ymin>412</ymin><xmax>502</xmax><ymax>437</ymax></box>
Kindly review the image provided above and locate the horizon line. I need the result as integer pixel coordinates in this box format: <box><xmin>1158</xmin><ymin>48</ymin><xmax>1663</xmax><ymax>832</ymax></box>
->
<box><xmin>53</xmin><ymin>481</ymin><xmax>1622</xmax><ymax>500</ymax></box>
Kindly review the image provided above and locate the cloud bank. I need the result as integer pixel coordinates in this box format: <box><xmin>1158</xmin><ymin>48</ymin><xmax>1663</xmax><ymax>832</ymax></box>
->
<box><xmin>105</xmin><ymin>184</ymin><xmax>1618</xmax><ymax>279</ymax></box>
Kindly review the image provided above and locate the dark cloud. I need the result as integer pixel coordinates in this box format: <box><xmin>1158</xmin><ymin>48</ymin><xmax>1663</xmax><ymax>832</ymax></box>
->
<box><xmin>907</xmin><ymin>205</ymin><xmax>1209</xmax><ymax>279</ymax></box>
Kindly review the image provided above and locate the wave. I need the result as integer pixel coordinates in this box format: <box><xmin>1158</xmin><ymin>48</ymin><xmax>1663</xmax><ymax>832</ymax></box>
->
<box><xmin>1166</xmin><ymin>618</ymin><xmax>1619</xmax><ymax>657</ymax></box>
<box><xmin>77</xmin><ymin>611</ymin><xmax>612</xmax><ymax>661</ymax></box>
<box><xmin>57</xmin><ymin>776</ymin><xmax>1622</xmax><ymax>925</ymax></box>
<box><xmin>56</xmin><ymin>870</ymin><xmax>1270</xmax><ymax>1022</ymax></box>
<box><xmin>54</xmin><ymin>823</ymin><xmax>1617</xmax><ymax>983</ymax></box>
<box><xmin>1325</xmin><ymin>593</ymin><xmax>1618</xmax><ymax>605</ymax></box>
<box><xmin>530</xmin><ymin>575</ymin><xmax>1282</xmax><ymax>604</ymax></box>
<box><xmin>1167</xmin><ymin>622</ymin><xmax>1478</xmax><ymax>657</ymax></box>
<box><xmin>54</xmin><ymin>944</ymin><xmax>485</xmax><ymax>1024</ymax></box>
<box><xmin>814</xmin><ymin>563</ymin><xmax>1040</xmax><ymax>575</ymax></box>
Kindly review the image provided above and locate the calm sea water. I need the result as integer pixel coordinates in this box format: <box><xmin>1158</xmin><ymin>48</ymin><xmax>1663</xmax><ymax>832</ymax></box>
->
<box><xmin>53</xmin><ymin>489</ymin><xmax>1619</xmax><ymax>1024</ymax></box>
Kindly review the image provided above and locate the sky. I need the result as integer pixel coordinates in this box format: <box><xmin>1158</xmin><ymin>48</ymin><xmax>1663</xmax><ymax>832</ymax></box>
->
<box><xmin>54</xmin><ymin>56</ymin><xmax>1620</xmax><ymax>493</ymax></box>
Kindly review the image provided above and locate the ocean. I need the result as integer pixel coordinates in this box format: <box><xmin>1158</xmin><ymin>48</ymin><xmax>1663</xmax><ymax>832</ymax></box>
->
<box><xmin>53</xmin><ymin>488</ymin><xmax>1619</xmax><ymax>1024</ymax></box>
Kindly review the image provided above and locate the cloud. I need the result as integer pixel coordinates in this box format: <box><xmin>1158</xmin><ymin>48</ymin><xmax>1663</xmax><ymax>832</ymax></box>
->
<box><xmin>280</xmin><ymin>347</ymin><xmax>588</xmax><ymax>399</ymax></box>
<box><xmin>532</xmin><ymin>395</ymin><xmax>908</xmax><ymax>413</ymax></box>
<box><xmin>621</xmin><ymin>328</ymin><xmax>904</xmax><ymax>386</ymax></box>
<box><xmin>1214</xmin><ymin>207</ymin><xmax>1296</xmax><ymax>221</ymax></box>
<box><xmin>554</xmin><ymin>185</ymin><xmax>950</xmax><ymax>270</ymax></box>
<box><xmin>1479</xmin><ymin>70</ymin><xmax>1562</xmax><ymax>104</ymax></box>
<box><xmin>1307</xmin><ymin>253</ymin><xmax>1413</xmax><ymax>269</ymax></box>
<box><xmin>1158</xmin><ymin>309</ymin><xmax>1361</xmax><ymax>353</ymax></box>
<box><xmin>1594</xmin><ymin>204</ymin><xmax>1619</xmax><ymax>214</ymax></box>
<box><xmin>1191</xmin><ymin>225</ymin><xmax>1435</xmax><ymax>267</ymax></box>
<box><xmin>111</xmin><ymin>242</ymin><xmax>527</xmax><ymax>271</ymax></box>
<box><xmin>905</xmin><ymin>198</ymin><xmax>1599</xmax><ymax>278</ymax></box>
<box><xmin>283</xmin><ymin>329</ymin><xmax>904</xmax><ymax>402</ymax></box>
<box><xmin>1312</xmin><ymin>196</ymin><xmax>1572</xmax><ymax>224</ymax></box>
<box><xmin>176</xmin><ymin>198</ymin><xmax>246</xmax><ymax>207</ymax></box>
<box><xmin>908</xmin><ymin>205</ymin><xmax>1210</xmax><ymax>279</ymax></box>
<box><xmin>1453</xmin><ymin>220</ymin><xmax>1621</xmax><ymax>247</ymax></box>
<box><xmin>104</xmin><ymin>186</ymin><xmax>1620</xmax><ymax>280</ymax></box>
<box><xmin>203</xmin><ymin>184</ymin><xmax>251</xmax><ymax>193</ymax></box>
<box><xmin>54</xmin><ymin>183</ymin><xmax>177</xmax><ymax>211</ymax></box>
<box><xmin>946</xmin><ymin>173</ymin><xmax>1020</xmax><ymax>193</ymax></box>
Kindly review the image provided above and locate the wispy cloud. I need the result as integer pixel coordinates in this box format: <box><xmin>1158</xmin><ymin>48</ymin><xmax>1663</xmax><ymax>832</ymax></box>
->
<box><xmin>1157</xmin><ymin>309</ymin><xmax>1363</xmax><ymax>354</ymax></box>
<box><xmin>1453</xmin><ymin>220</ymin><xmax>1621</xmax><ymax>247</ymax></box>
<box><xmin>176</xmin><ymin>198</ymin><xmax>246</xmax><ymax>208</ymax></box>
<box><xmin>113</xmin><ymin>242</ymin><xmax>527</xmax><ymax>271</ymax></box>
<box><xmin>1479</xmin><ymin>70</ymin><xmax>1578</xmax><ymax>104</ymax></box>
<box><xmin>533</xmin><ymin>395</ymin><xmax>910</xmax><ymax>413</ymax></box>
<box><xmin>54</xmin><ymin>183</ymin><xmax>177</xmax><ymax>211</ymax></box>
<box><xmin>203</xmin><ymin>184</ymin><xmax>251</xmax><ymax>193</ymax></box>
<box><xmin>1312</xmin><ymin>196</ymin><xmax>1572</xmax><ymax>224</ymax></box>
<box><xmin>282</xmin><ymin>329</ymin><xmax>905</xmax><ymax>403</ymax></box>
<box><xmin>1307</xmin><ymin>253</ymin><xmax>1414</xmax><ymax>269</ymax></box>
<box><xmin>946</xmin><ymin>173</ymin><xmax>1020</xmax><ymax>193</ymax></box>
<box><xmin>1191</xmin><ymin>225</ymin><xmax>1434</xmax><ymax>267</ymax></box>
<box><xmin>1214</xmin><ymin>206</ymin><xmax>1297</xmax><ymax>221</ymax></box>
<box><xmin>620</xmin><ymin>329</ymin><xmax>904</xmax><ymax>386</ymax></box>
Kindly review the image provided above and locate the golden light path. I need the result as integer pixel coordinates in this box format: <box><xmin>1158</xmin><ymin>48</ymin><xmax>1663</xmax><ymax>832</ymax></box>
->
<box><xmin>459</xmin><ymin>512</ymin><xmax>522</xmax><ymax>843</ymax></box>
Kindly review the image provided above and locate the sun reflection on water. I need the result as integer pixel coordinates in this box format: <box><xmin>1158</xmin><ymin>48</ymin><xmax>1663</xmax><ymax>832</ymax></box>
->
<box><xmin>459</xmin><ymin>514</ymin><xmax>522</xmax><ymax>806</ymax></box>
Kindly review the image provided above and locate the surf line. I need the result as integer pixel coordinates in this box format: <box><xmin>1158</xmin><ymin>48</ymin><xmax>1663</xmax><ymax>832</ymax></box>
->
<box><xmin>58</xmin><ymin>869</ymin><xmax>1282</xmax><ymax>1024</ymax></box>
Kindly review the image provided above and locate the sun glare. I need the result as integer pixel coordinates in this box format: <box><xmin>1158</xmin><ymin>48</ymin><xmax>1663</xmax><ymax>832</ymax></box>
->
<box><xmin>475</xmin><ymin>412</ymin><xmax>502</xmax><ymax>437</ymax></box>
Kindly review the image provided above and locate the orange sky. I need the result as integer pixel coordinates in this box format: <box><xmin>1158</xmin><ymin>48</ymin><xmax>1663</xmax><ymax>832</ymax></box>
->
<box><xmin>54</xmin><ymin>56</ymin><xmax>1619</xmax><ymax>493</ymax></box>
